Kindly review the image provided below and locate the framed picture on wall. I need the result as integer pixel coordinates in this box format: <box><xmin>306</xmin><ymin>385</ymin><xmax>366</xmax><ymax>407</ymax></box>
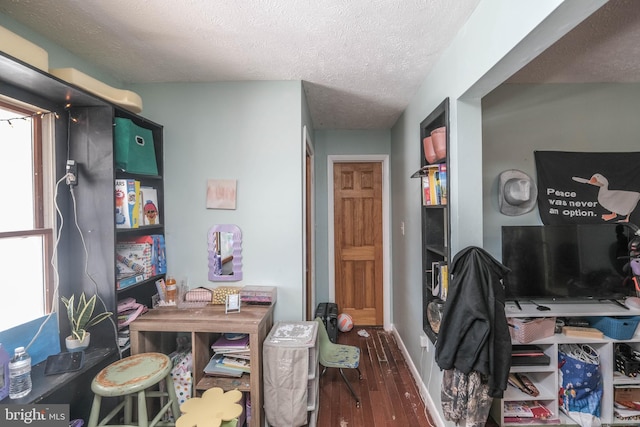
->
<box><xmin>206</xmin><ymin>179</ymin><xmax>237</xmax><ymax>210</ymax></box>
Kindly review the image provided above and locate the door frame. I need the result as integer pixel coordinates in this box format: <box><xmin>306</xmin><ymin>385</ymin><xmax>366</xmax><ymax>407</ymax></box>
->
<box><xmin>303</xmin><ymin>126</ymin><xmax>316</xmax><ymax>320</ymax></box>
<box><xmin>327</xmin><ymin>154</ymin><xmax>391</xmax><ymax>330</ymax></box>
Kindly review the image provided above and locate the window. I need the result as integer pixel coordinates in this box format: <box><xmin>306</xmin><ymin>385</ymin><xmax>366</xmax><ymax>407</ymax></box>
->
<box><xmin>0</xmin><ymin>98</ymin><xmax>55</xmax><ymax>331</ymax></box>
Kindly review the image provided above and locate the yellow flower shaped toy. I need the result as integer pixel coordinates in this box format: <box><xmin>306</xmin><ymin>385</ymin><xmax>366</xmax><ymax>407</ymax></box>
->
<box><xmin>176</xmin><ymin>387</ymin><xmax>243</xmax><ymax>427</ymax></box>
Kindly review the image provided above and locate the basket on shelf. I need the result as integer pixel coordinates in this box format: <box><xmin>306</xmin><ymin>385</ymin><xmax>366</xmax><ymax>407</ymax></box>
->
<box><xmin>508</xmin><ymin>317</ymin><xmax>556</xmax><ymax>344</ymax></box>
<box><xmin>587</xmin><ymin>316</ymin><xmax>640</xmax><ymax>340</ymax></box>
<box><xmin>616</xmin><ymin>343</ymin><xmax>640</xmax><ymax>377</ymax></box>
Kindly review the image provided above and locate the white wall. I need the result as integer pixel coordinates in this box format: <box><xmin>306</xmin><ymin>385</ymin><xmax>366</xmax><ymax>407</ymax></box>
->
<box><xmin>130</xmin><ymin>81</ymin><xmax>307</xmax><ymax>322</ymax></box>
<box><xmin>390</xmin><ymin>0</ymin><xmax>606</xmax><ymax>424</ymax></box>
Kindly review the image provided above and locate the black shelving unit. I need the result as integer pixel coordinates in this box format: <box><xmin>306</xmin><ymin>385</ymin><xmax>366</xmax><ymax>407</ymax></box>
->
<box><xmin>416</xmin><ymin>98</ymin><xmax>450</xmax><ymax>342</ymax></box>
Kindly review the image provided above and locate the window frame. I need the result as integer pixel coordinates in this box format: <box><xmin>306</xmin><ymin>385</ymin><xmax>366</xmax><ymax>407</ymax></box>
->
<box><xmin>0</xmin><ymin>99</ymin><xmax>55</xmax><ymax>317</ymax></box>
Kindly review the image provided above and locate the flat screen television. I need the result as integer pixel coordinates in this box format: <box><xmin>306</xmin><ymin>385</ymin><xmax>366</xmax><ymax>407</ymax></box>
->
<box><xmin>501</xmin><ymin>224</ymin><xmax>635</xmax><ymax>301</ymax></box>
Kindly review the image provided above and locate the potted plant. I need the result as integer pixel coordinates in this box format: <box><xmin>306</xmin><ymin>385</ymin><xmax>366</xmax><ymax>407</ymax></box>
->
<box><xmin>62</xmin><ymin>293</ymin><xmax>113</xmax><ymax>352</ymax></box>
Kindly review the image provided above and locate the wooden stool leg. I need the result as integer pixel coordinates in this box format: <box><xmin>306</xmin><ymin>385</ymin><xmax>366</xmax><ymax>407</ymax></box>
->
<box><xmin>165</xmin><ymin>373</ymin><xmax>181</xmax><ymax>420</ymax></box>
<box><xmin>87</xmin><ymin>394</ymin><xmax>102</xmax><ymax>427</ymax></box>
<box><xmin>124</xmin><ymin>394</ymin><xmax>133</xmax><ymax>424</ymax></box>
<box><xmin>137</xmin><ymin>390</ymin><xmax>149</xmax><ymax>427</ymax></box>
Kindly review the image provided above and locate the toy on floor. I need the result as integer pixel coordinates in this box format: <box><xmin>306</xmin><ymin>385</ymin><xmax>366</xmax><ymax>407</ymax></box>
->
<box><xmin>338</xmin><ymin>313</ymin><xmax>354</xmax><ymax>332</ymax></box>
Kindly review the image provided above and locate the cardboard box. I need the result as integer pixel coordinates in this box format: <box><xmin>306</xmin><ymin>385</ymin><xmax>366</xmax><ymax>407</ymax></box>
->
<box><xmin>116</xmin><ymin>241</ymin><xmax>153</xmax><ymax>279</ymax></box>
<box><xmin>615</xmin><ymin>387</ymin><xmax>640</xmax><ymax>402</ymax></box>
<box><xmin>116</xmin><ymin>235</ymin><xmax>166</xmax><ymax>280</ymax></box>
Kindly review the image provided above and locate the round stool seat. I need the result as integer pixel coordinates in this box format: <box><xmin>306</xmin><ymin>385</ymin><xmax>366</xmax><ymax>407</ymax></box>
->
<box><xmin>92</xmin><ymin>352</ymin><xmax>172</xmax><ymax>397</ymax></box>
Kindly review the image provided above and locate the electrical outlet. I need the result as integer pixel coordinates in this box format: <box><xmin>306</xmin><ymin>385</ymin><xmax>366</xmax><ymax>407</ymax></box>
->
<box><xmin>66</xmin><ymin>160</ymin><xmax>78</xmax><ymax>186</ymax></box>
<box><xmin>420</xmin><ymin>334</ymin><xmax>429</xmax><ymax>349</ymax></box>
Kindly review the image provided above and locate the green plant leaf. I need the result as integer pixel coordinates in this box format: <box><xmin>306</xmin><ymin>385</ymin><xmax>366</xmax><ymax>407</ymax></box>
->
<box><xmin>62</xmin><ymin>292</ymin><xmax>112</xmax><ymax>335</ymax></box>
<box><xmin>72</xmin><ymin>329</ymin><xmax>86</xmax><ymax>341</ymax></box>
<box><xmin>86</xmin><ymin>311</ymin><xmax>113</xmax><ymax>328</ymax></box>
<box><xmin>75</xmin><ymin>294</ymin><xmax>96</xmax><ymax>331</ymax></box>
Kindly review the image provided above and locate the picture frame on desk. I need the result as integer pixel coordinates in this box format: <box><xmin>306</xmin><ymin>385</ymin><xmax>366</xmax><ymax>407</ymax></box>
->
<box><xmin>225</xmin><ymin>294</ymin><xmax>241</xmax><ymax>314</ymax></box>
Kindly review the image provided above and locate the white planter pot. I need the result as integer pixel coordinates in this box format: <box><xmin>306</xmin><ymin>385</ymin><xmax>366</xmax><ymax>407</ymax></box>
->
<box><xmin>65</xmin><ymin>332</ymin><xmax>90</xmax><ymax>352</ymax></box>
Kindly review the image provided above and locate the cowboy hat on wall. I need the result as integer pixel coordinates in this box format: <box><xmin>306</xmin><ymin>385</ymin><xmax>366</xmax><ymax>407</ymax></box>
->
<box><xmin>499</xmin><ymin>169</ymin><xmax>537</xmax><ymax>216</ymax></box>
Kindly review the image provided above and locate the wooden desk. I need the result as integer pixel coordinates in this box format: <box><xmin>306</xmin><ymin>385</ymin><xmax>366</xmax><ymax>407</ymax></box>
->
<box><xmin>129</xmin><ymin>304</ymin><xmax>275</xmax><ymax>427</ymax></box>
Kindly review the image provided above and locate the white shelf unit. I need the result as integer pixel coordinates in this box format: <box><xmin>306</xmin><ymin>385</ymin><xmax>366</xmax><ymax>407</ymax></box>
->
<box><xmin>492</xmin><ymin>301</ymin><xmax>640</xmax><ymax>426</ymax></box>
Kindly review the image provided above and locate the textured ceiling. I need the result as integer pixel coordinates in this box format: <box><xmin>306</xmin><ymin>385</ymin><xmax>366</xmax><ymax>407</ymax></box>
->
<box><xmin>509</xmin><ymin>0</ymin><xmax>640</xmax><ymax>84</ymax></box>
<box><xmin>0</xmin><ymin>0</ymin><xmax>481</xmax><ymax>129</ymax></box>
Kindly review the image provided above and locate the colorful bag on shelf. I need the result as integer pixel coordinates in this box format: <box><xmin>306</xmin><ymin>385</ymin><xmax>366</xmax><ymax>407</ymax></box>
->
<box><xmin>114</xmin><ymin>117</ymin><xmax>158</xmax><ymax>175</ymax></box>
<box><xmin>171</xmin><ymin>351</ymin><xmax>193</xmax><ymax>406</ymax></box>
<box><xmin>558</xmin><ymin>344</ymin><xmax>602</xmax><ymax>427</ymax></box>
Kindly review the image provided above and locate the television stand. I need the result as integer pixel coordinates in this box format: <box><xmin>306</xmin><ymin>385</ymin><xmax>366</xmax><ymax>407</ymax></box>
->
<box><xmin>493</xmin><ymin>300</ymin><xmax>640</xmax><ymax>426</ymax></box>
<box><xmin>603</xmin><ymin>298</ymin><xmax>629</xmax><ymax>310</ymax></box>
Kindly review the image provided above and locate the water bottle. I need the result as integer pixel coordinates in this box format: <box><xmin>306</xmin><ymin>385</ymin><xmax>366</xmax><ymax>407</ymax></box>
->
<box><xmin>9</xmin><ymin>346</ymin><xmax>31</xmax><ymax>399</ymax></box>
<box><xmin>0</xmin><ymin>343</ymin><xmax>9</xmax><ymax>400</ymax></box>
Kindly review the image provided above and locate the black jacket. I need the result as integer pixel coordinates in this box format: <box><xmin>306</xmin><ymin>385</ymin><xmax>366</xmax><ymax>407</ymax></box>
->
<box><xmin>435</xmin><ymin>246</ymin><xmax>511</xmax><ymax>398</ymax></box>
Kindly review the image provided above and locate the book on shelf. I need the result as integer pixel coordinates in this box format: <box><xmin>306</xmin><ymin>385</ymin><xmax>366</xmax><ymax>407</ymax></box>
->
<box><xmin>140</xmin><ymin>186</ymin><xmax>160</xmax><ymax>226</ymax></box>
<box><xmin>422</xmin><ymin>176</ymin><xmax>430</xmax><ymax>206</ymax></box>
<box><xmin>508</xmin><ymin>373</ymin><xmax>540</xmax><ymax>397</ymax></box>
<box><xmin>421</xmin><ymin>165</ymin><xmax>446</xmax><ymax>206</ymax></box>
<box><xmin>438</xmin><ymin>163</ymin><xmax>447</xmax><ymax>205</ymax></box>
<box><xmin>615</xmin><ymin>385</ymin><xmax>640</xmax><ymax>419</ymax></box>
<box><xmin>211</xmin><ymin>334</ymin><xmax>250</xmax><ymax>353</ymax></box>
<box><xmin>438</xmin><ymin>263</ymin><xmax>448</xmax><ymax>300</ymax></box>
<box><xmin>503</xmin><ymin>401</ymin><xmax>553</xmax><ymax>419</ymax></box>
<box><xmin>116</xmin><ymin>272</ymin><xmax>145</xmax><ymax>289</ymax></box>
<box><xmin>220</xmin><ymin>354</ymin><xmax>251</xmax><ymax>373</ymax></box>
<box><xmin>203</xmin><ymin>353</ymin><xmax>245</xmax><ymax>377</ymax></box>
<box><xmin>428</xmin><ymin>166</ymin><xmax>439</xmax><ymax>205</ymax></box>
<box><xmin>503</xmin><ymin>417</ymin><xmax>560</xmax><ymax>425</ymax></box>
<box><xmin>115</xmin><ymin>179</ymin><xmax>140</xmax><ymax>228</ymax></box>
<box><xmin>222</xmin><ymin>350</ymin><xmax>251</xmax><ymax>359</ymax></box>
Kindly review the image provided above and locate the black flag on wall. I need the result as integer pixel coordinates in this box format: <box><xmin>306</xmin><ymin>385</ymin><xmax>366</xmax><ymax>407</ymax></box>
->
<box><xmin>534</xmin><ymin>151</ymin><xmax>640</xmax><ymax>226</ymax></box>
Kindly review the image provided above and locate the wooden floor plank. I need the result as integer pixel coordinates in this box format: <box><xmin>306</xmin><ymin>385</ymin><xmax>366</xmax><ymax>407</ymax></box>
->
<box><xmin>376</xmin><ymin>331</ymin><xmax>411</xmax><ymax>425</ymax></box>
<box><xmin>315</xmin><ymin>327</ymin><xmax>432</xmax><ymax>427</ymax></box>
<box><xmin>381</xmin><ymin>331</ymin><xmax>432</xmax><ymax>426</ymax></box>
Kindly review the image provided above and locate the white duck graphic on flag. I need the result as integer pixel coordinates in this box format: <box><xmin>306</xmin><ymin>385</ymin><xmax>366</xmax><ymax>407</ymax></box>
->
<box><xmin>573</xmin><ymin>173</ymin><xmax>640</xmax><ymax>222</ymax></box>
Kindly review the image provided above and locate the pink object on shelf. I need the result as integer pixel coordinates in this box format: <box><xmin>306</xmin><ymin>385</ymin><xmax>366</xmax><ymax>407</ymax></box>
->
<box><xmin>431</xmin><ymin>127</ymin><xmax>447</xmax><ymax>161</ymax></box>
<box><xmin>423</xmin><ymin>136</ymin><xmax>437</xmax><ymax>164</ymax></box>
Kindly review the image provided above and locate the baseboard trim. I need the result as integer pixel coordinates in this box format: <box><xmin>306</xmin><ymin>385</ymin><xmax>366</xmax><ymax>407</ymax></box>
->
<box><xmin>391</xmin><ymin>324</ymin><xmax>444</xmax><ymax>427</ymax></box>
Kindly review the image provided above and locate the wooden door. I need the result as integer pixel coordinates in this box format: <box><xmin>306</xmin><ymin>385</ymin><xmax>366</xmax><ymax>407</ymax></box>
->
<box><xmin>333</xmin><ymin>162</ymin><xmax>383</xmax><ymax>326</ymax></box>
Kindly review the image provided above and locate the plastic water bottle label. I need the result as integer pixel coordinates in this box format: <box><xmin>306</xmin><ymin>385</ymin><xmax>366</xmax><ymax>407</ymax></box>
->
<box><xmin>9</xmin><ymin>348</ymin><xmax>31</xmax><ymax>399</ymax></box>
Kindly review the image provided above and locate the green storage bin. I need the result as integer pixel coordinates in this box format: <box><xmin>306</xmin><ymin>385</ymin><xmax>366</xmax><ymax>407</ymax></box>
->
<box><xmin>114</xmin><ymin>117</ymin><xmax>158</xmax><ymax>175</ymax></box>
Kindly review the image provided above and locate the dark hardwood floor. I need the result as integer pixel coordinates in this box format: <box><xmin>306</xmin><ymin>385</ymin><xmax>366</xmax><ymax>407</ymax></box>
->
<box><xmin>315</xmin><ymin>326</ymin><xmax>436</xmax><ymax>427</ymax></box>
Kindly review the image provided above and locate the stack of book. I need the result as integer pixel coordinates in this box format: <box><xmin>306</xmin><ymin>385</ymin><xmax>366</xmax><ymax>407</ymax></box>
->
<box><xmin>204</xmin><ymin>334</ymin><xmax>251</xmax><ymax>377</ymax></box>
<box><xmin>115</xmin><ymin>179</ymin><xmax>160</xmax><ymax>229</ymax></box>
<box><xmin>503</xmin><ymin>401</ymin><xmax>556</xmax><ymax>423</ymax></box>
<box><xmin>614</xmin><ymin>386</ymin><xmax>640</xmax><ymax>421</ymax></box>
<box><xmin>421</xmin><ymin>163</ymin><xmax>447</xmax><ymax>206</ymax></box>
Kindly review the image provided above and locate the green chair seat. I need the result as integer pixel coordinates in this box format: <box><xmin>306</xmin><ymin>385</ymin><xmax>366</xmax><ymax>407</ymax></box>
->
<box><xmin>315</xmin><ymin>317</ymin><xmax>362</xmax><ymax>407</ymax></box>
